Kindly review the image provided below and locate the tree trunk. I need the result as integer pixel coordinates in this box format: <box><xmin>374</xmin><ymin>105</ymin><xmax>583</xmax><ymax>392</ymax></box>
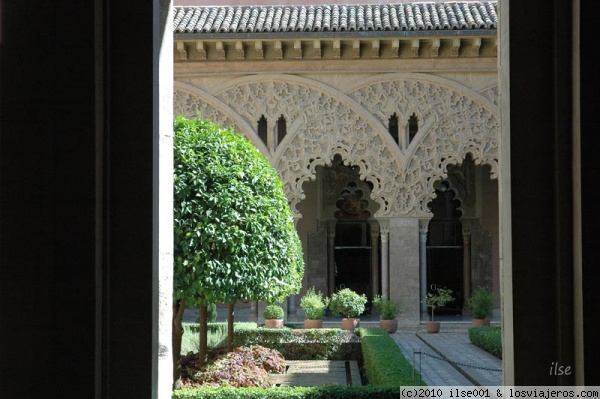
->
<box><xmin>199</xmin><ymin>302</ymin><xmax>208</xmax><ymax>367</ymax></box>
<box><xmin>172</xmin><ymin>297</ymin><xmax>186</xmax><ymax>384</ymax></box>
<box><xmin>227</xmin><ymin>303</ymin><xmax>235</xmax><ymax>352</ymax></box>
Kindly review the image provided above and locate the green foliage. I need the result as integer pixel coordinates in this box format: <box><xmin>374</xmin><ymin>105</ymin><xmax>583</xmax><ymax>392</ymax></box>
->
<box><xmin>263</xmin><ymin>304</ymin><xmax>285</xmax><ymax>320</ymax></box>
<box><xmin>300</xmin><ymin>286</ymin><xmax>330</xmax><ymax>320</ymax></box>
<box><xmin>358</xmin><ymin>327</ymin><xmax>426</xmax><ymax>387</ymax></box>
<box><xmin>329</xmin><ymin>288</ymin><xmax>367</xmax><ymax>318</ymax></box>
<box><xmin>173</xmin><ymin>114</ymin><xmax>304</xmax><ymax>306</ymax></box>
<box><xmin>467</xmin><ymin>287</ymin><xmax>495</xmax><ymax>319</ymax></box>
<box><xmin>233</xmin><ymin>325</ymin><xmax>293</xmax><ymax>349</ymax></box>
<box><xmin>468</xmin><ymin>326</ymin><xmax>502</xmax><ymax>359</ymax></box>
<box><xmin>372</xmin><ymin>295</ymin><xmax>401</xmax><ymax>320</ymax></box>
<box><xmin>173</xmin><ymin>386</ymin><xmax>401</xmax><ymax>399</ymax></box>
<box><xmin>181</xmin><ymin>322</ymin><xmax>258</xmax><ymax>353</ymax></box>
<box><xmin>233</xmin><ymin>327</ymin><xmax>360</xmax><ymax>360</ymax></box>
<box><xmin>424</xmin><ymin>286</ymin><xmax>454</xmax><ymax>322</ymax></box>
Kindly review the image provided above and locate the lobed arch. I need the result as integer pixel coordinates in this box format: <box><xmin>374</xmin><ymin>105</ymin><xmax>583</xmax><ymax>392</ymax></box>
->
<box><xmin>174</xmin><ymin>73</ymin><xmax>498</xmax><ymax>219</ymax></box>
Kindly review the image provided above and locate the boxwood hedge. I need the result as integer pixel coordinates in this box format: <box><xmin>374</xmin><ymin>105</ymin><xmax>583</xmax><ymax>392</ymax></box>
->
<box><xmin>468</xmin><ymin>326</ymin><xmax>502</xmax><ymax>359</ymax></box>
<box><xmin>173</xmin><ymin>385</ymin><xmax>400</xmax><ymax>399</ymax></box>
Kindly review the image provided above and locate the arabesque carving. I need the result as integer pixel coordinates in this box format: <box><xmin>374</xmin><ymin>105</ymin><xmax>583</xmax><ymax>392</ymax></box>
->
<box><xmin>174</xmin><ymin>74</ymin><xmax>498</xmax><ymax>219</ymax></box>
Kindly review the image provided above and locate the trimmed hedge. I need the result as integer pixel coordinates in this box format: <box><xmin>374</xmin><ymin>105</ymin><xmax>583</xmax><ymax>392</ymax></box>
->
<box><xmin>358</xmin><ymin>327</ymin><xmax>426</xmax><ymax>387</ymax></box>
<box><xmin>233</xmin><ymin>326</ymin><xmax>361</xmax><ymax>360</ymax></box>
<box><xmin>468</xmin><ymin>326</ymin><xmax>502</xmax><ymax>359</ymax></box>
<box><xmin>173</xmin><ymin>386</ymin><xmax>400</xmax><ymax>399</ymax></box>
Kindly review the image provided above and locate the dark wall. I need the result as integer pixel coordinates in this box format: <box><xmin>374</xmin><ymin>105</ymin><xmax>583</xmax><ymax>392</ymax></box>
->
<box><xmin>0</xmin><ymin>2</ymin><xmax>97</xmax><ymax>397</ymax></box>
<box><xmin>580</xmin><ymin>0</ymin><xmax>600</xmax><ymax>384</ymax></box>
<box><xmin>0</xmin><ymin>1</ymin><xmax>158</xmax><ymax>397</ymax></box>
<box><xmin>509</xmin><ymin>0</ymin><xmax>599</xmax><ymax>385</ymax></box>
<box><xmin>509</xmin><ymin>0</ymin><xmax>575</xmax><ymax>385</ymax></box>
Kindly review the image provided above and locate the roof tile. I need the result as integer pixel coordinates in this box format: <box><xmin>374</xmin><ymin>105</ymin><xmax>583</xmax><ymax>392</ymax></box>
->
<box><xmin>173</xmin><ymin>2</ymin><xmax>497</xmax><ymax>35</ymax></box>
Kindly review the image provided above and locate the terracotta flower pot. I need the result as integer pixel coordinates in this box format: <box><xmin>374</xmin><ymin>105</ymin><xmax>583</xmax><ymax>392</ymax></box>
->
<box><xmin>379</xmin><ymin>319</ymin><xmax>398</xmax><ymax>333</ymax></box>
<box><xmin>425</xmin><ymin>321</ymin><xmax>441</xmax><ymax>333</ymax></box>
<box><xmin>471</xmin><ymin>318</ymin><xmax>490</xmax><ymax>327</ymax></box>
<box><xmin>304</xmin><ymin>319</ymin><xmax>323</xmax><ymax>329</ymax></box>
<box><xmin>265</xmin><ymin>319</ymin><xmax>284</xmax><ymax>328</ymax></box>
<box><xmin>341</xmin><ymin>317</ymin><xmax>360</xmax><ymax>331</ymax></box>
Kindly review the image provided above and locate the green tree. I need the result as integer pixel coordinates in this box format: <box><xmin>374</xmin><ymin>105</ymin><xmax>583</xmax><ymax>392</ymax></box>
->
<box><xmin>172</xmin><ymin>115</ymin><xmax>304</xmax><ymax>378</ymax></box>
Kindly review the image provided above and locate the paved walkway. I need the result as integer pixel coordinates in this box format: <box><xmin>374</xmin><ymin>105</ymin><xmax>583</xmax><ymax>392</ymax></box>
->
<box><xmin>392</xmin><ymin>331</ymin><xmax>502</xmax><ymax>387</ymax></box>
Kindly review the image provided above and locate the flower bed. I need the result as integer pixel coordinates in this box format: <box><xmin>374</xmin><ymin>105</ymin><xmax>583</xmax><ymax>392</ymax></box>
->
<box><xmin>179</xmin><ymin>345</ymin><xmax>285</xmax><ymax>388</ymax></box>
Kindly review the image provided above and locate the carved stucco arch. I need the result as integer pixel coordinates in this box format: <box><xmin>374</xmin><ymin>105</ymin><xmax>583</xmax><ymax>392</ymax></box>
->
<box><xmin>174</xmin><ymin>73</ymin><xmax>498</xmax><ymax>219</ymax></box>
<box><xmin>346</xmin><ymin>73</ymin><xmax>499</xmax><ymax>215</ymax></box>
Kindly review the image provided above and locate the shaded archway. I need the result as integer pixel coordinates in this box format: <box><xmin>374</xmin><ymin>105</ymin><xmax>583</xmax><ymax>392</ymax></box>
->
<box><xmin>297</xmin><ymin>154</ymin><xmax>380</xmax><ymax>308</ymax></box>
<box><xmin>426</xmin><ymin>180</ymin><xmax>463</xmax><ymax>316</ymax></box>
<box><xmin>425</xmin><ymin>154</ymin><xmax>499</xmax><ymax>320</ymax></box>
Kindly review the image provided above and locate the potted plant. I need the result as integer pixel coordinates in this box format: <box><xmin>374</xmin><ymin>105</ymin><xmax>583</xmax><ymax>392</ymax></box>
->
<box><xmin>329</xmin><ymin>288</ymin><xmax>367</xmax><ymax>331</ymax></box>
<box><xmin>467</xmin><ymin>287</ymin><xmax>495</xmax><ymax>326</ymax></box>
<box><xmin>263</xmin><ymin>303</ymin><xmax>285</xmax><ymax>329</ymax></box>
<box><xmin>300</xmin><ymin>286</ymin><xmax>330</xmax><ymax>329</ymax></box>
<box><xmin>424</xmin><ymin>286</ymin><xmax>454</xmax><ymax>333</ymax></box>
<box><xmin>373</xmin><ymin>295</ymin><xmax>401</xmax><ymax>333</ymax></box>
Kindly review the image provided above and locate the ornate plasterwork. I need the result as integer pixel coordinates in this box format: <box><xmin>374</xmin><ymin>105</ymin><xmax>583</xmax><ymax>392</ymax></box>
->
<box><xmin>174</xmin><ymin>74</ymin><xmax>498</xmax><ymax>219</ymax></box>
<box><xmin>478</xmin><ymin>85</ymin><xmax>499</xmax><ymax>106</ymax></box>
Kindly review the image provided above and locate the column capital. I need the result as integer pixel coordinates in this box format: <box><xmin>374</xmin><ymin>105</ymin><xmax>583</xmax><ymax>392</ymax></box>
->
<box><xmin>462</xmin><ymin>229</ymin><xmax>471</xmax><ymax>244</ymax></box>
<box><xmin>419</xmin><ymin>218</ymin><xmax>432</xmax><ymax>229</ymax></box>
<box><xmin>380</xmin><ymin>226</ymin><xmax>389</xmax><ymax>243</ymax></box>
<box><xmin>370</xmin><ymin>225</ymin><xmax>380</xmax><ymax>239</ymax></box>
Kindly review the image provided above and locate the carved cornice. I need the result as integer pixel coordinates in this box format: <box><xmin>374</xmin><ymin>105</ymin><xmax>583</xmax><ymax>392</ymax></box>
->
<box><xmin>174</xmin><ymin>73</ymin><xmax>498</xmax><ymax>220</ymax></box>
<box><xmin>174</xmin><ymin>36</ymin><xmax>496</xmax><ymax>62</ymax></box>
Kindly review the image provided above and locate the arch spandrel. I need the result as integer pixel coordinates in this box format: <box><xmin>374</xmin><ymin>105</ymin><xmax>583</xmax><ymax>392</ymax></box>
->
<box><xmin>174</xmin><ymin>74</ymin><xmax>498</xmax><ymax>219</ymax></box>
<box><xmin>173</xmin><ymin>82</ymin><xmax>270</xmax><ymax>157</ymax></box>
<box><xmin>348</xmin><ymin>74</ymin><xmax>499</xmax><ymax>215</ymax></box>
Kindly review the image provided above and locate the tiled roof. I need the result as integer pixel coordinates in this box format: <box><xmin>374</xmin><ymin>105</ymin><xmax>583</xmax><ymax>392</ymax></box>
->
<box><xmin>173</xmin><ymin>2</ymin><xmax>497</xmax><ymax>35</ymax></box>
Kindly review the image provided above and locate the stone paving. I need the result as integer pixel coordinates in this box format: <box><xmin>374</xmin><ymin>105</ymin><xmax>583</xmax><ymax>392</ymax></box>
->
<box><xmin>392</xmin><ymin>332</ymin><xmax>474</xmax><ymax>386</ymax></box>
<box><xmin>270</xmin><ymin>360</ymin><xmax>361</xmax><ymax>387</ymax></box>
<box><xmin>415</xmin><ymin>332</ymin><xmax>502</xmax><ymax>387</ymax></box>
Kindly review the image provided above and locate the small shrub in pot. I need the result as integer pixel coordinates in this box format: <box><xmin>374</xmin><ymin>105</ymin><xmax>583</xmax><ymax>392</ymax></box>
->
<box><xmin>263</xmin><ymin>304</ymin><xmax>285</xmax><ymax>319</ymax></box>
<box><xmin>300</xmin><ymin>286</ymin><xmax>329</xmax><ymax>328</ymax></box>
<box><xmin>329</xmin><ymin>288</ymin><xmax>367</xmax><ymax>331</ymax></box>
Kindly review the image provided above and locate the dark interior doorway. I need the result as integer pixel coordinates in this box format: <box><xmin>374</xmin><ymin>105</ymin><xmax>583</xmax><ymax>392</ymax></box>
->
<box><xmin>427</xmin><ymin>181</ymin><xmax>463</xmax><ymax>316</ymax></box>
<box><xmin>333</xmin><ymin>221</ymin><xmax>372</xmax><ymax>303</ymax></box>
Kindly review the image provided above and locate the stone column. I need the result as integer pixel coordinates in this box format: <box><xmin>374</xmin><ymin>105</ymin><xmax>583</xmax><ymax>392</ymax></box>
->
<box><xmin>389</xmin><ymin>218</ymin><xmax>420</xmax><ymax>326</ymax></box>
<box><xmin>419</xmin><ymin>221</ymin><xmax>429</xmax><ymax>315</ymax></box>
<box><xmin>380</xmin><ymin>226</ymin><xmax>390</xmax><ymax>299</ymax></box>
<box><xmin>327</xmin><ymin>220</ymin><xmax>336</xmax><ymax>296</ymax></box>
<box><xmin>370</xmin><ymin>223</ymin><xmax>380</xmax><ymax>299</ymax></box>
<box><xmin>463</xmin><ymin>229</ymin><xmax>472</xmax><ymax>310</ymax></box>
